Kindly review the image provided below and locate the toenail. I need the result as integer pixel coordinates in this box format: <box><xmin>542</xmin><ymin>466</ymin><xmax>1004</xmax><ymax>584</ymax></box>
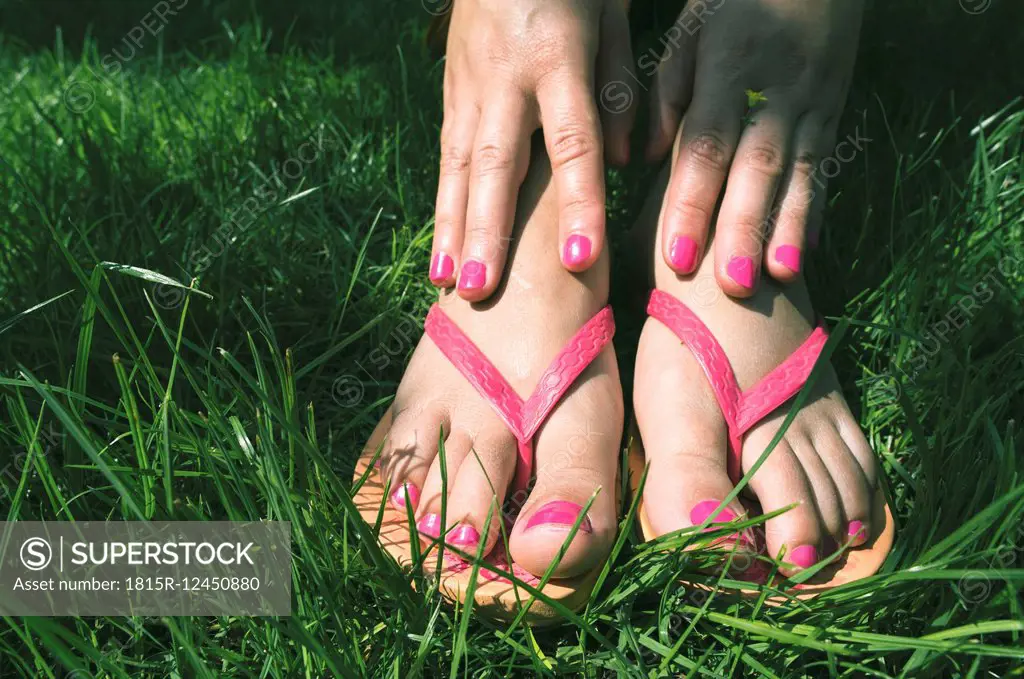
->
<box><xmin>457</xmin><ymin>260</ymin><xmax>486</xmax><ymax>291</ymax></box>
<box><xmin>416</xmin><ymin>513</ymin><xmax>442</xmax><ymax>539</ymax></box>
<box><xmin>774</xmin><ymin>245</ymin><xmax>802</xmax><ymax>273</ymax></box>
<box><xmin>429</xmin><ymin>252</ymin><xmax>454</xmax><ymax>284</ymax></box>
<box><xmin>669</xmin><ymin>236</ymin><xmax>699</xmax><ymax>273</ymax></box>
<box><xmin>726</xmin><ymin>256</ymin><xmax>755</xmax><ymax>289</ymax></box>
<box><xmin>390</xmin><ymin>482</ymin><xmax>419</xmax><ymax>510</ymax></box>
<box><xmin>689</xmin><ymin>500</ymin><xmax>737</xmax><ymax>527</ymax></box>
<box><xmin>448</xmin><ymin>523</ymin><xmax>480</xmax><ymax>546</ymax></box>
<box><xmin>788</xmin><ymin>544</ymin><xmax>819</xmax><ymax>569</ymax></box>
<box><xmin>562</xmin><ymin>234</ymin><xmax>592</xmax><ymax>268</ymax></box>
<box><xmin>524</xmin><ymin>501</ymin><xmax>592</xmax><ymax>533</ymax></box>
<box><xmin>847</xmin><ymin>520</ymin><xmax>866</xmax><ymax>545</ymax></box>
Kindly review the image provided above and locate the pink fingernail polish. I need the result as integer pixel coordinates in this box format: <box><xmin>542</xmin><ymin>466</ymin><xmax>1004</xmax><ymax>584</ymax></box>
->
<box><xmin>448</xmin><ymin>523</ymin><xmax>480</xmax><ymax>546</ymax></box>
<box><xmin>726</xmin><ymin>256</ymin><xmax>755</xmax><ymax>289</ymax></box>
<box><xmin>417</xmin><ymin>513</ymin><xmax>441</xmax><ymax>539</ymax></box>
<box><xmin>669</xmin><ymin>236</ymin><xmax>699</xmax><ymax>273</ymax></box>
<box><xmin>562</xmin><ymin>234</ymin><xmax>592</xmax><ymax>268</ymax></box>
<box><xmin>457</xmin><ymin>260</ymin><xmax>486</xmax><ymax>291</ymax></box>
<box><xmin>775</xmin><ymin>245</ymin><xmax>802</xmax><ymax>273</ymax></box>
<box><xmin>848</xmin><ymin>520</ymin><xmax>866</xmax><ymax>545</ymax></box>
<box><xmin>429</xmin><ymin>252</ymin><xmax>454</xmax><ymax>284</ymax></box>
<box><xmin>390</xmin><ymin>483</ymin><xmax>420</xmax><ymax>510</ymax></box>
<box><xmin>689</xmin><ymin>500</ymin><xmax>737</xmax><ymax>526</ymax></box>
<box><xmin>524</xmin><ymin>501</ymin><xmax>593</xmax><ymax>533</ymax></box>
<box><xmin>789</xmin><ymin>544</ymin><xmax>819</xmax><ymax>569</ymax></box>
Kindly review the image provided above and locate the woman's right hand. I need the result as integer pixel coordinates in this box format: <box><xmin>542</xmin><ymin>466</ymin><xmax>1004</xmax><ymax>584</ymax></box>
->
<box><xmin>429</xmin><ymin>0</ymin><xmax>634</xmax><ymax>300</ymax></box>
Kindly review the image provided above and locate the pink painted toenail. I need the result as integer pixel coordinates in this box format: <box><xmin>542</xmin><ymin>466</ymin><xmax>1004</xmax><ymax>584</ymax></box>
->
<box><xmin>457</xmin><ymin>260</ymin><xmax>486</xmax><ymax>291</ymax></box>
<box><xmin>448</xmin><ymin>523</ymin><xmax>480</xmax><ymax>546</ymax></box>
<box><xmin>416</xmin><ymin>513</ymin><xmax>442</xmax><ymax>539</ymax></box>
<box><xmin>524</xmin><ymin>501</ymin><xmax>592</xmax><ymax>533</ymax></box>
<box><xmin>848</xmin><ymin>520</ymin><xmax>866</xmax><ymax>545</ymax></box>
<box><xmin>726</xmin><ymin>256</ymin><xmax>755</xmax><ymax>289</ymax></box>
<box><xmin>429</xmin><ymin>252</ymin><xmax>454</xmax><ymax>285</ymax></box>
<box><xmin>562</xmin><ymin>234</ymin><xmax>592</xmax><ymax>268</ymax></box>
<box><xmin>775</xmin><ymin>245</ymin><xmax>802</xmax><ymax>273</ymax></box>
<box><xmin>789</xmin><ymin>544</ymin><xmax>819</xmax><ymax>569</ymax></box>
<box><xmin>390</xmin><ymin>482</ymin><xmax>419</xmax><ymax>510</ymax></box>
<box><xmin>689</xmin><ymin>500</ymin><xmax>737</xmax><ymax>526</ymax></box>
<box><xmin>669</xmin><ymin>236</ymin><xmax>699</xmax><ymax>273</ymax></box>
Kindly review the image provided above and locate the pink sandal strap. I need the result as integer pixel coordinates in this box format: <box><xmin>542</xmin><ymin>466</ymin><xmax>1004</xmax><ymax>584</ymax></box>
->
<box><xmin>424</xmin><ymin>304</ymin><xmax>615</xmax><ymax>494</ymax></box>
<box><xmin>646</xmin><ymin>290</ymin><xmax>828</xmax><ymax>484</ymax></box>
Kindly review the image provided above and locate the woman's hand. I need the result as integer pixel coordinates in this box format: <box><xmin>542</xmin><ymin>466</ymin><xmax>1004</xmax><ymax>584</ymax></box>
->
<box><xmin>429</xmin><ymin>0</ymin><xmax>634</xmax><ymax>300</ymax></box>
<box><xmin>649</xmin><ymin>0</ymin><xmax>864</xmax><ymax>296</ymax></box>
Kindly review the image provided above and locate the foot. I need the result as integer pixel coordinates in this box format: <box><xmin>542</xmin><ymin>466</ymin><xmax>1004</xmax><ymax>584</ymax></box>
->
<box><xmin>380</xmin><ymin>147</ymin><xmax>623</xmax><ymax>579</ymax></box>
<box><xmin>633</xmin><ymin>162</ymin><xmax>878</xmax><ymax>575</ymax></box>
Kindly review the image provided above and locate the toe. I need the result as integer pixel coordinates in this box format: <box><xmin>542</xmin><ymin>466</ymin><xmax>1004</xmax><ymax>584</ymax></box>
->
<box><xmin>438</xmin><ymin>424</ymin><xmax>518</xmax><ymax>555</ymax></box>
<box><xmin>511</xmin><ymin>359</ymin><xmax>623</xmax><ymax>579</ymax></box>
<box><xmin>415</xmin><ymin>428</ymin><xmax>475</xmax><ymax>541</ymax></box>
<box><xmin>830</xmin><ymin>410</ymin><xmax>881</xmax><ymax>547</ymax></box>
<box><xmin>634</xmin><ymin>321</ymin><xmax>751</xmax><ymax>549</ymax></box>
<box><xmin>381</xmin><ymin>403</ymin><xmax>449</xmax><ymax>513</ymax></box>
<box><xmin>744</xmin><ymin>435</ymin><xmax>827</xmax><ymax>575</ymax></box>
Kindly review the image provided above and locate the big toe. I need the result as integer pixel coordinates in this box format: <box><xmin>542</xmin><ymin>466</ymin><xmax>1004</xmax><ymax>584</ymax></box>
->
<box><xmin>510</xmin><ymin>362</ymin><xmax>622</xmax><ymax>579</ymax></box>
<box><xmin>634</xmin><ymin>321</ymin><xmax>751</xmax><ymax>545</ymax></box>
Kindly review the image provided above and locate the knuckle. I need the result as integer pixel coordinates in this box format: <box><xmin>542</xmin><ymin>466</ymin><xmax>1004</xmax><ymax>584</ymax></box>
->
<box><xmin>686</xmin><ymin>131</ymin><xmax>731</xmax><ymax>174</ymax></box>
<box><xmin>667</xmin><ymin>197</ymin><xmax>712</xmax><ymax>228</ymax></box>
<box><xmin>791</xmin><ymin>150</ymin><xmax>818</xmax><ymax>180</ymax></box>
<box><xmin>473</xmin><ymin>142</ymin><xmax>515</xmax><ymax>176</ymax></box>
<box><xmin>743</xmin><ymin>142</ymin><xmax>785</xmax><ymax>178</ymax></box>
<box><xmin>439</xmin><ymin>145</ymin><xmax>471</xmax><ymax>176</ymax></box>
<box><xmin>548</xmin><ymin>125</ymin><xmax>597</xmax><ymax>170</ymax></box>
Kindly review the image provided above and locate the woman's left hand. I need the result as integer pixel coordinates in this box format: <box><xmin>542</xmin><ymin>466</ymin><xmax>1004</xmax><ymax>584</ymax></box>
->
<box><xmin>648</xmin><ymin>0</ymin><xmax>865</xmax><ymax>296</ymax></box>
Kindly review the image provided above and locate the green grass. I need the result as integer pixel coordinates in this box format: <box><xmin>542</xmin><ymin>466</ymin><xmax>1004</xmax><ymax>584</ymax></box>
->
<box><xmin>1</xmin><ymin>0</ymin><xmax>1023</xmax><ymax>676</ymax></box>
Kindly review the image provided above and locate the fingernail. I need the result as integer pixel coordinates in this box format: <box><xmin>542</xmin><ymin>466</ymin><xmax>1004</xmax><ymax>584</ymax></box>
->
<box><xmin>524</xmin><ymin>501</ymin><xmax>593</xmax><ymax>533</ymax></box>
<box><xmin>562</xmin><ymin>234</ymin><xmax>592</xmax><ymax>268</ymax></box>
<box><xmin>775</xmin><ymin>245</ymin><xmax>802</xmax><ymax>273</ymax></box>
<box><xmin>669</xmin><ymin>236</ymin><xmax>699</xmax><ymax>273</ymax></box>
<box><xmin>457</xmin><ymin>260</ymin><xmax>486</xmax><ymax>291</ymax></box>
<box><xmin>448</xmin><ymin>523</ymin><xmax>480</xmax><ymax>546</ymax></box>
<box><xmin>429</xmin><ymin>252</ymin><xmax>454</xmax><ymax>284</ymax></box>
<box><xmin>789</xmin><ymin>544</ymin><xmax>819</xmax><ymax>569</ymax></box>
<box><xmin>390</xmin><ymin>482</ymin><xmax>419</xmax><ymax>510</ymax></box>
<box><xmin>416</xmin><ymin>513</ymin><xmax>442</xmax><ymax>539</ymax></box>
<box><xmin>689</xmin><ymin>500</ymin><xmax>737</xmax><ymax>527</ymax></box>
<box><xmin>726</xmin><ymin>256</ymin><xmax>755</xmax><ymax>289</ymax></box>
<box><xmin>847</xmin><ymin>520</ymin><xmax>866</xmax><ymax>546</ymax></box>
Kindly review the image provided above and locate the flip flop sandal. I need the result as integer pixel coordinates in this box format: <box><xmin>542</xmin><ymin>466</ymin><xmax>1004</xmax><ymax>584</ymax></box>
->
<box><xmin>627</xmin><ymin>290</ymin><xmax>895</xmax><ymax>597</ymax></box>
<box><xmin>353</xmin><ymin>303</ymin><xmax>617</xmax><ymax>624</ymax></box>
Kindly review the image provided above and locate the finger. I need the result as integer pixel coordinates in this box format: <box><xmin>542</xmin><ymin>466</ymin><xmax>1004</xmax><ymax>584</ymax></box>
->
<box><xmin>764</xmin><ymin>113</ymin><xmax>825</xmax><ymax>281</ymax></box>
<box><xmin>457</xmin><ymin>90</ymin><xmax>533</xmax><ymax>301</ymax></box>
<box><xmin>645</xmin><ymin>14</ymin><xmax>699</xmax><ymax>162</ymax></box>
<box><xmin>538</xmin><ymin>72</ymin><xmax>606</xmax><ymax>273</ymax></box>
<box><xmin>714</xmin><ymin>107</ymin><xmax>793</xmax><ymax>296</ymax></box>
<box><xmin>660</xmin><ymin>88</ymin><xmax>745</xmax><ymax>277</ymax></box>
<box><xmin>596</xmin><ymin>0</ymin><xmax>636</xmax><ymax>166</ymax></box>
<box><xmin>432</xmin><ymin>103</ymin><xmax>480</xmax><ymax>287</ymax></box>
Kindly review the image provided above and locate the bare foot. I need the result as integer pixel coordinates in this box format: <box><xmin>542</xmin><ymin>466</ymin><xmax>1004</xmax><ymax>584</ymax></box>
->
<box><xmin>381</xmin><ymin>145</ymin><xmax>623</xmax><ymax>579</ymax></box>
<box><xmin>634</xmin><ymin>156</ymin><xmax>878</xmax><ymax>575</ymax></box>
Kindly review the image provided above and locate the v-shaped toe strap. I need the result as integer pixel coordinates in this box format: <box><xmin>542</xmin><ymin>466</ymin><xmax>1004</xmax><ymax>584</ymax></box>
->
<box><xmin>424</xmin><ymin>304</ymin><xmax>615</xmax><ymax>494</ymax></box>
<box><xmin>646</xmin><ymin>290</ymin><xmax>828</xmax><ymax>484</ymax></box>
